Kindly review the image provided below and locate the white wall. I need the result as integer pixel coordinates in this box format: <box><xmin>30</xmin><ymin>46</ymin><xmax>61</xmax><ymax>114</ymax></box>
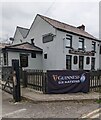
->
<box><xmin>24</xmin><ymin>15</ymin><xmax>100</xmax><ymax>70</ymax></box>
<box><xmin>25</xmin><ymin>15</ymin><xmax>57</xmax><ymax>70</ymax></box>
<box><xmin>54</xmin><ymin>30</ymin><xmax>100</xmax><ymax>70</ymax></box>
<box><xmin>7</xmin><ymin>51</ymin><xmax>42</xmax><ymax>70</ymax></box>
<box><xmin>13</xmin><ymin>15</ymin><xmax>100</xmax><ymax>70</ymax></box>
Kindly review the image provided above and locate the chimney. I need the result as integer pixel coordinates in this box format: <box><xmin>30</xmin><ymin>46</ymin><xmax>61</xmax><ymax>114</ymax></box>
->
<box><xmin>77</xmin><ymin>24</ymin><xmax>85</xmax><ymax>31</ymax></box>
<box><xmin>31</xmin><ymin>38</ymin><xmax>34</xmax><ymax>46</ymax></box>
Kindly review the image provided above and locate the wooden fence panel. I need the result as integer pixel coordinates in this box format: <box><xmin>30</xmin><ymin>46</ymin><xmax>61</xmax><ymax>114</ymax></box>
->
<box><xmin>90</xmin><ymin>71</ymin><xmax>101</xmax><ymax>92</ymax></box>
<box><xmin>22</xmin><ymin>70</ymin><xmax>101</xmax><ymax>93</ymax></box>
<box><xmin>23</xmin><ymin>69</ymin><xmax>44</xmax><ymax>92</ymax></box>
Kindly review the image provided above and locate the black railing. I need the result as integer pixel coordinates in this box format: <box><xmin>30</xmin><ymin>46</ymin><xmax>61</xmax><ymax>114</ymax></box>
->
<box><xmin>1</xmin><ymin>67</ymin><xmax>101</xmax><ymax>93</ymax></box>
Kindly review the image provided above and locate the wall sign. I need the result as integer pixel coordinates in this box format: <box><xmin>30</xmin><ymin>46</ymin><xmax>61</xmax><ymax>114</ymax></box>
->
<box><xmin>46</xmin><ymin>70</ymin><xmax>90</xmax><ymax>94</ymax></box>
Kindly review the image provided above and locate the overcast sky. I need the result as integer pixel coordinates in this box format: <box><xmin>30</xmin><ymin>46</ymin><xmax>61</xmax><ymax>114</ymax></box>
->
<box><xmin>0</xmin><ymin>0</ymin><xmax>100</xmax><ymax>42</ymax></box>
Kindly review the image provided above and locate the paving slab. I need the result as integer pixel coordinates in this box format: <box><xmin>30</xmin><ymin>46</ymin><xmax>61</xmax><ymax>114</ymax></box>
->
<box><xmin>21</xmin><ymin>87</ymin><xmax>100</xmax><ymax>103</ymax></box>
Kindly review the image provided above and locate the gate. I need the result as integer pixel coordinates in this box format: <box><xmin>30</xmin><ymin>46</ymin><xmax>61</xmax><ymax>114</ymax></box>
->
<box><xmin>2</xmin><ymin>66</ymin><xmax>13</xmax><ymax>94</ymax></box>
<box><xmin>1</xmin><ymin>59</ymin><xmax>21</xmax><ymax>102</ymax></box>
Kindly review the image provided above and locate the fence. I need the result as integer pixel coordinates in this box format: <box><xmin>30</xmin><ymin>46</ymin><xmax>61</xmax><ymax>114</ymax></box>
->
<box><xmin>90</xmin><ymin>71</ymin><xmax>101</xmax><ymax>92</ymax></box>
<box><xmin>23</xmin><ymin>70</ymin><xmax>101</xmax><ymax>93</ymax></box>
<box><xmin>22</xmin><ymin>69</ymin><xmax>46</xmax><ymax>92</ymax></box>
<box><xmin>1</xmin><ymin>67</ymin><xmax>101</xmax><ymax>93</ymax></box>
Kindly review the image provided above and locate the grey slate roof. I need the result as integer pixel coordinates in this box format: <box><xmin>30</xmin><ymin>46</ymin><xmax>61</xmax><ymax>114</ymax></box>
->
<box><xmin>17</xmin><ymin>26</ymin><xmax>29</xmax><ymax>38</ymax></box>
<box><xmin>4</xmin><ymin>42</ymin><xmax>43</xmax><ymax>52</ymax></box>
<box><xmin>38</xmin><ymin>14</ymin><xmax>98</xmax><ymax>40</ymax></box>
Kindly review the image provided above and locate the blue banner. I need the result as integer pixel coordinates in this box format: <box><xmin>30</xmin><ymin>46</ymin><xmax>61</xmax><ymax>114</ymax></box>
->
<box><xmin>46</xmin><ymin>70</ymin><xmax>90</xmax><ymax>93</ymax></box>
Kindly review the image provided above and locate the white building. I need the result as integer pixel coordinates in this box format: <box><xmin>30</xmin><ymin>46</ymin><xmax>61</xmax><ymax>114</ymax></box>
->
<box><xmin>2</xmin><ymin>14</ymin><xmax>101</xmax><ymax>71</ymax></box>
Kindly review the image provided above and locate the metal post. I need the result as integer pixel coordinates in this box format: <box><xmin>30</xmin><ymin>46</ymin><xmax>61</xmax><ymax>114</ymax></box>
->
<box><xmin>22</xmin><ymin>71</ymin><xmax>27</xmax><ymax>88</ymax></box>
<box><xmin>12</xmin><ymin>59</ymin><xmax>21</xmax><ymax>102</ymax></box>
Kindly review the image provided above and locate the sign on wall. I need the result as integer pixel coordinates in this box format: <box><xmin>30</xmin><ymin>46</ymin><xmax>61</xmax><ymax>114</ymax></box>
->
<box><xmin>46</xmin><ymin>70</ymin><xmax>90</xmax><ymax>94</ymax></box>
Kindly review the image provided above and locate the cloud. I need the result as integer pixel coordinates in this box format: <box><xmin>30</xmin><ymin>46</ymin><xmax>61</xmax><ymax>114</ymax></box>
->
<box><xmin>0</xmin><ymin>1</ymin><xmax>99</xmax><ymax>41</ymax></box>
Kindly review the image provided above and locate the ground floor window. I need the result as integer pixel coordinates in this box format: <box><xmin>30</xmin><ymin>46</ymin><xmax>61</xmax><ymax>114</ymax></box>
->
<box><xmin>66</xmin><ymin>55</ymin><xmax>72</xmax><ymax>69</ymax></box>
<box><xmin>91</xmin><ymin>57</ymin><xmax>95</xmax><ymax>70</ymax></box>
<box><xmin>20</xmin><ymin>54</ymin><xmax>28</xmax><ymax>67</ymax></box>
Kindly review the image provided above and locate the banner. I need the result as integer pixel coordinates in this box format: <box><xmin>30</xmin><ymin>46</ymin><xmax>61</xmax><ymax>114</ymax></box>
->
<box><xmin>46</xmin><ymin>70</ymin><xmax>90</xmax><ymax>94</ymax></box>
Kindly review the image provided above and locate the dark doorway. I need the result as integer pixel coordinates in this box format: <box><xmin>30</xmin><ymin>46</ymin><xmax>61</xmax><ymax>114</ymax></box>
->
<box><xmin>66</xmin><ymin>55</ymin><xmax>72</xmax><ymax>70</ymax></box>
<box><xmin>79</xmin><ymin>56</ymin><xmax>84</xmax><ymax>69</ymax></box>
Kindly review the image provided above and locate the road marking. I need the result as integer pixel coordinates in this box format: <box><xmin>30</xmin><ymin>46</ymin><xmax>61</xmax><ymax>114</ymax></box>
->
<box><xmin>3</xmin><ymin>108</ymin><xmax>26</xmax><ymax>117</ymax></box>
<box><xmin>90</xmin><ymin>113</ymin><xmax>100</xmax><ymax>118</ymax></box>
<box><xmin>81</xmin><ymin>107</ymin><xmax>101</xmax><ymax>118</ymax></box>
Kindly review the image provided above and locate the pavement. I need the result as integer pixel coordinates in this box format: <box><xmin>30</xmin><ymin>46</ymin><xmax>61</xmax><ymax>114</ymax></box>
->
<box><xmin>0</xmin><ymin>80</ymin><xmax>100</xmax><ymax>103</ymax></box>
<box><xmin>21</xmin><ymin>87</ymin><xmax>100</xmax><ymax>103</ymax></box>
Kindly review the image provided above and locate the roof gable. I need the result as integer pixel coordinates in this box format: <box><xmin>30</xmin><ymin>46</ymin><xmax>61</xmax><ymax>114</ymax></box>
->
<box><xmin>17</xmin><ymin>26</ymin><xmax>29</xmax><ymax>38</ymax></box>
<box><xmin>38</xmin><ymin>14</ymin><xmax>98</xmax><ymax>41</ymax></box>
<box><xmin>4</xmin><ymin>42</ymin><xmax>43</xmax><ymax>53</ymax></box>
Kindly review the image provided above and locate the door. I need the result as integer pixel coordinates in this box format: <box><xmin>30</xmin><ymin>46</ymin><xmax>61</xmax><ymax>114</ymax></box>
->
<box><xmin>91</xmin><ymin>57</ymin><xmax>95</xmax><ymax>70</ymax></box>
<box><xmin>66</xmin><ymin>55</ymin><xmax>72</xmax><ymax>70</ymax></box>
<box><xmin>79</xmin><ymin>56</ymin><xmax>84</xmax><ymax>69</ymax></box>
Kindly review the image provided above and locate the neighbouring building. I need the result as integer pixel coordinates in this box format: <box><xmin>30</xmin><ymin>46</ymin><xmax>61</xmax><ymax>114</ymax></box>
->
<box><xmin>1</xmin><ymin>14</ymin><xmax>101</xmax><ymax>71</ymax></box>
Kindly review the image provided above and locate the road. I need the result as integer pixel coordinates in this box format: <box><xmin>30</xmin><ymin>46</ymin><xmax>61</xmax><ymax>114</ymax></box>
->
<box><xmin>2</xmin><ymin>91</ymin><xmax>101</xmax><ymax>119</ymax></box>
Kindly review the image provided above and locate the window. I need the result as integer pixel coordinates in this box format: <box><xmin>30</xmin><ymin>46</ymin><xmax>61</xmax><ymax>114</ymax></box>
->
<box><xmin>31</xmin><ymin>52</ymin><xmax>36</xmax><ymax>58</ymax></box>
<box><xmin>66</xmin><ymin>35</ymin><xmax>72</xmax><ymax>48</ymax></box>
<box><xmin>100</xmin><ymin>46</ymin><xmax>101</xmax><ymax>54</ymax></box>
<box><xmin>66</xmin><ymin>55</ymin><xmax>72</xmax><ymax>69</ymax></box>
<box><xmin>73</xmin><ymin>56</ymin><xmax>78</xmax><ymax>64</ymax></box>
<box><xmin>44</xmin><ymin>54</ymin><xmax>47</xmax><ymax>59</ymax></box>
<box><xmin>91</xmin><ymin>57</ymin><xmax>95</xmax><ymax>70</ymax></box>
<box><xmin>78</xmin><ymin>38</ymin><xmax>84</xmax><ymax>50</ymax></box>
<box><xmin>3</xmin><ymin>52</ymin><xmax>8</xmax><ymax>65</ymax></box>
<box><xmin>92</xmin><ymin>41</ymin><xmax>96</xmax><ymax>51</ymax></box>
<box><xmin>86</xmin><ymin>57</ymin><xmax>90</xmax><ymax>65</ymax></box>
<box><xmin>43</xmin><ymin>33</ymin><xmax>53</xmax><ymax>43</ymax></box>
<box><xmin>20</xmin><ymin>54</ymin><xmax>28</xmax><ymax>67</ymax></box>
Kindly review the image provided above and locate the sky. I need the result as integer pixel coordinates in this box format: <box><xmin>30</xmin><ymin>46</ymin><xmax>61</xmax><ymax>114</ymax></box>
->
<box><xmin>0</xmin><ymin>0</ymin><xmax>100</xmax><ymax>42</ymax></box>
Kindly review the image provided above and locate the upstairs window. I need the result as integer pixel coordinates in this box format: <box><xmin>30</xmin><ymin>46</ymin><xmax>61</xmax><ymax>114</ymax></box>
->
<box><xmin>43</xmin><ymin>33</ymin><xmax>54</xmax><ymax>43</ymax></box>
<box><xmin>65</xmin><ymin>34</ymin><xmax>72</xmax><ymax>48</ymax></box>
<box><xmin>92</xmin><ymin>41</ymin><xmax>96</xmax><ymax>52</ymax></box>
<box><xmin>78</xmin><ymin>38</ymin><xmax>84</xmax><ymax>50</ymax></box>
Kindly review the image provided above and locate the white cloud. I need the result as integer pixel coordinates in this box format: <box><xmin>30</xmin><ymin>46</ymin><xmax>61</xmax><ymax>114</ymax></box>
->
<box><xmin>0</xmin><ymin>1</ymin><xmax>99</xmax><ymax>41</ymax></box>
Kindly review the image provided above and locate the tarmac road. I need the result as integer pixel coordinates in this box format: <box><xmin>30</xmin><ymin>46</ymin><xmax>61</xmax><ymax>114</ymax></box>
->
<box><xmin>2</xmin><ymin>91</ymin><xmax>100</xmax><ymax>119</ymax></box>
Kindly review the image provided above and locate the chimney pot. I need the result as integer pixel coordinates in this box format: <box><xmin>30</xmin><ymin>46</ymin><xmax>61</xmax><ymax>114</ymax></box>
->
<box><xmin>77</xmin><ymin>24</ymin><xmax>85</xmax><ymax>31</ymax></box>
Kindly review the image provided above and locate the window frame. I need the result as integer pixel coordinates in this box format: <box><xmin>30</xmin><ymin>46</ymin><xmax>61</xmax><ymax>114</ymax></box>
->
<box><xmin>31</xmin><ymin>52</ymin><xmax>36</xmax><ymax>58</ymax></box>
<box><xmin>92</xmin><ymin>41</ymin><xmax>96</xmax><ymax>52</ymax></box>
<box><xmin>78</xmin><ymin>38</ymin><xmax>84</xmax><ymax>50</ymax></box>
<box><xmin>66</xmin><ymin>55</ymin><xmax>72</xmax><ymax>69</ymax></box>
<box><xmin>44</xmin><ymin>53</ymin><xmax>47</xmax><ymax>59</ymax></box>
<box><xmin>20</xmin><ymin>54</ymin><xmax>28</xmax><ymax>67</ymax></box>
<box><xmin>65</xmin><ymin>34</ymin><xmax>72</xmax><ymax>48</ymax></box>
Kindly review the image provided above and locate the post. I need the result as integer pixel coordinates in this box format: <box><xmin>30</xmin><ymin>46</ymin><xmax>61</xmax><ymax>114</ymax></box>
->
<box><xmin>12</xmin><ymin>59</ymin><xmax>21</xmax><ymax>102</ymax></box>
<box><xmin>22</xmin><ymin>71</ymin><xmax>27</xmax><ymax>88</ymax></box>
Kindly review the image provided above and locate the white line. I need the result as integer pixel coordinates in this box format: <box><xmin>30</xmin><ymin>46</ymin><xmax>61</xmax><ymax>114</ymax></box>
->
<box><xmin>3</xmin><ymin>108</ymin><xmax>26</xmax><ymax>117</ymax></box>
<box><xmin>82</xmin><ymin>108</ymin><xmax>101</xmax><ymax>118</ymax></box>
<box><xmin>91</xmin><ymin>113</ymin><xmax>100</xmax><ymax>118</ymax></box>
